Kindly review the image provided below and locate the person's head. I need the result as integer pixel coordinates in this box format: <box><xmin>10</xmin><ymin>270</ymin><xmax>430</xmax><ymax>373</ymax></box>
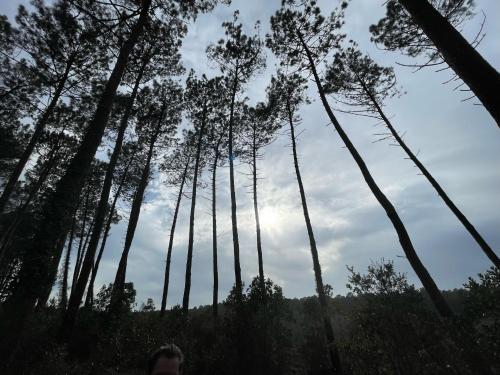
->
<box><xmin>147</xmin><ymin>344</ymin><xmax>184</xmax><ymax>375</ymax></box>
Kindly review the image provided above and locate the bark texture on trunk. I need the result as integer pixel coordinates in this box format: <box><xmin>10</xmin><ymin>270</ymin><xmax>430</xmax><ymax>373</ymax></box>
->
<box><xmin>182</xmin><ymin>106</ymin><xmax>207</xmax><ymax>313</ymax></box>
<box><xmin>399</xmin><ymin>0</ymin><xmax>500</xmax><ymax>127</ymax></box>
<box><xmin>358</xmin><ymin>76</ymin><xmax>500</xmax><ymax>269</ymax></box>
<box><xmin>286</xmin><ymin>98</ymin><xmax>343</xmax><ymax>375</ymax></box>
<box><xmin>0</xmin><ymin>55</ymin><xmax>75</xmax><ymax>213</ymax></box>
<box><xmin>299</xmin><ymin>33</ymin><xmax>453</xmax><ymax>319</ymax></box>
<box><xmin>160</xmin><ymin>156</ymin><xmax>191</xmax><ymax>316</ymax></box>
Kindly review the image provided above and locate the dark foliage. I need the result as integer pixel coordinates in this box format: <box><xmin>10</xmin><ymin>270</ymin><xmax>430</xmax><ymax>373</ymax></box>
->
<box><xmin>1</xmin><ymin>266</ymin><xmax>498</xmax><ymax>374</ymax></box>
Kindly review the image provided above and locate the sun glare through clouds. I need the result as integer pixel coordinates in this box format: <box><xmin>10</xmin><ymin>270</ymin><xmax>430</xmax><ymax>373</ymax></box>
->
<box><xmin>260</xmin><ymin>206</ymin><xmax>282</xmax><ymax>232</ymax></box>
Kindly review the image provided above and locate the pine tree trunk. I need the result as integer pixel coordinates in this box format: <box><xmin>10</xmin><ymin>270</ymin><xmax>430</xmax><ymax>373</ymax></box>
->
<box><xmin>228</xmin><ymin>73</ymin><xmax>243</xmax><ymax>298</ymax></box>
<box><xmin>36</xmin><ymin>230</ymin><xmax>69</xmax><ymax>309</ymax></box>
<box><xmin>77</xmin><ymin>215</ymin><xmax>95</xmax><ymax>274</ymax></box>
<box><xmin>182</xmin><ymin>106</ymin><xmax>207</xmax><ymax>313</ymax></box>
<box><xmin>71</xmin><ymin>189</ymin><xmax>91</xmax><ymax>295</ymax></box>
<box><xmin>160</xmin><ymin>156</ymin><xmax>191</xmax><ymax>316</ymax></box>
<box><xmin>358</xmin><ymin>76</ymin><xmax>500</xmax><ymax>269</ymax></box>
<box><xmin>85</xmin><ymin>152</ymin><xmax>135</xmax><ymax>308</ymax></box>
<box><xmin>60</xmin><ymin>205</ymin><xmax>78</xmax><ymax>309</ymax></box>
<box><xmin>399</xmin><ymin>0</ymin><xmax>500</xmax><ymax>127</ymax></box>
<box><xmin>110</xmin><ymin>113</ymin><xmax>162</xmax><ymax>314</ymax></box>
<box><xmin>61</xmin><ymin>58</ymin><xmax>149</xmax><ymax>336</ymax></box>
<box><xmin>0</xmin><ymin>54</ymin><xmax>75</xmax><ymax>213</ymax></box>
<box><xmin>0</xmin><ymin>125</ymin><xmax>66</xmax><ymax>269</ymax></box>
<box><xmin>251</xmin><ymin>127</ymin><xmax>265</xmax><ymax>294</ymax></box>
<box><xmin>109</xmin><ymin>160</ymin><xmax>150</xmax><ymax>313</ymax></box>
<box><xmin>212</xmin><ymin>143</ymin><xmax>220</xmax><ymax>318</ymax></box>
<box><xmin>69</xmin><ymin>217</ymin><xmax>94</xmax><ymax>301</ymax></box>
<box><xmin>286</xmin><ymin>98</ymin><xmax>343</xmax><ymax>375</ymax></box>
<box><xmin>299</xmin><ymin>33</ymin><xmax>453</xmax><ymax>318</ymax></box>
<box><xmin>3</xmin><ymin>0</ymin><xmax>151</xmax><ymax>346</ymax></box>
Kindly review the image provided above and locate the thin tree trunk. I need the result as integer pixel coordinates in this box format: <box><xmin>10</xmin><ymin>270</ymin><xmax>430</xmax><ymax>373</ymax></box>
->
<box><xmin>0</xmin><ymin>54</ymin><xmax>75</xmax><ymax>212</ymax></box>
<box><xmin>0</xmin><ymin>124</ymin><xmax>66</xmax><ymax>269</ymax></box>
<box><xmin>76</xmin><ymin>215</ymin><xmax>96</xmax><ymax>280</ymax></box>
<box><xmin>399</xmin><ymin>0</ymin><xmax>500</xmax><ymax>127</ymax></box>
<box><xmin>110</xmin><ymin>112</ymin><xmax>163</xmax><ymax>313</ymax></box>
<box><xmin>286</xmin><ymin>97</ymin><xmax>343</xmax><ymax>375</ymax></box>
<box><xmin>227</xmin><ymin>74</ymin><xmax>245</xmax><ymax>373</ymax></box>
<box><xmin>160</xmin><ymin>156</ymin><xmax>191</xmax><ymax>316</ymax></box>
<box><xmin>3</xmin><ymin>0</ymin><xmax>151</xmax><ymax>346</ymax></box>
<box><xmin>71</xmin><ymin>189</ymin><xmax>91</xmax><ymax>295</ymax></box>
<box><xmin>228</xmin><ymin>73</ymin><xmax>243</xmax><ymax>298</ymax></box>
<box><xmin>182</xmin><ymin>105</ymin><xmax>207</xmax><ymax>313</ymax></box>
<box><xmin>60</xmin><ymin>204</ymin><xmax>78</xmax><ymax>309</ymax></box>
<box><xmin>251</xmin><ymin>126</ymin><xmax>265</xmax><ymax>294</ymax></box>
<box><xmin>358</xmin><ymin>75</ymin><xmax>500</xmax><ymax>269</ymax></box>
<box><xmin>299</xmin><ymin>33</ymin><xmax>453</xmax><ymax>318</ymax></box>
<box><xmin>36</xmin><ymin>229</ymin><xmax>69</xmax><ymax>309</ymax></box>
<box><xmin>109</xmin><ymin>163</ymin><xmax>150</xmax><ymax>312</ymax></box>
<box><xmin>212</xmin><ymin>142</ymin><xmax>220</xmax><ymax>318</ymax></box>
<box><xmin>70</xmin><ymin>218</ymin><xmax>94</xmax><ymax>300</ymax></box>
<box><xmin>61</xmin><ymin>57</ymin><xmax>149</xmax><ymax>335</ymax></box>
<box><xmin>85</xmin><ymin>151</ymin><xmax>135</xmax><ymax>308</ymax></box>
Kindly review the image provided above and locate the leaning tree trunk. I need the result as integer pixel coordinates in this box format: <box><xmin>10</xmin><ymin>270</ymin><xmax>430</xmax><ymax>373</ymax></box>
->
<box><xmin>299</xmin><ymin>33</ymin><xmax>453</xmax><ymax>318</ymax></box>
<box><xmin>286</xmin><ymin>98</ymin><xmax>343</xmax><ymax>375</ymax></box>
<box><xmin>0</xmin><ymin>125</ymin><xmax>66</xmax><ymax>270</ymax></box>
<box><xmin>73</xmin><ymin>215</ymin><xmax>96</xmax><ymax>284</ymax></box>
<box><xmin>228</xmin><ymin>73</ymin><xmax>243</xmax><ymax>298</ymax></box>
<box><xmin>37</xmin><ymin>231</ymin><xmax>69</xmax><ymax>309</ymax></box>
<box><xmin>182</xmin><ymin>106</ymin><xmax>207</xmax><ymax>313</ymax></box>
<box><xmin>211</xmin><ymin>141</ymin><xmax>221</xmax><ymax>318</ymax></box>
<box><xmin>160</xmin><ymin>156</ymin><xmax>191</xmax><ymax>316</ymax></box>
<box><xmin>251</xmin><ymin>126</ymin><xmax>265</xmax><ymax>294</ymax></box>
<box><xmin>399</xmin><ymin>0</ymin><xmax>500</xmax><ymax>127</ymax></box>
<box><xmin>84</xmin><ymin>187</ymin><xmax>120</xmax><ymax>308</ymax></box>
<box><xmin>109</xmin><ymin>158</ymin><xmax>150</xmax><ymax>313</ymax></box>
<box><xmin>109</xmin><ymin>117</ymin><xmax>162</xmax><ymax>314</ymax></box>
<box><xmin>61</xmin><ymin>57</ymin><xmax>149</xmax><ymax>336</ymax></box>
<box><xmin>71</xmin><ymin>189</ymin><xmax>91</xmax><ymax>295</ymax></box>
<box><xmin>85</xmin><ymin>151</ymin><xmax>135</xmax><ymax>308</ymax></box>
<box><xmin>0</xmin><ymin>54</ymin><xmax>75</xmax><ymax>213</ymax></box>
<box><xmin>3</xmin><ymin>0</ymin><xmax>151</xmax><ymax>349</ymax></box>
<box><xmin>358</xmin><ymin>76</ymin><xmax>500</xmax><ymax>269</ymax></box>
<box><xmin>59</xmin><ymin>205</ymin><xmax>78</xmax><ymax>309</ymax></box>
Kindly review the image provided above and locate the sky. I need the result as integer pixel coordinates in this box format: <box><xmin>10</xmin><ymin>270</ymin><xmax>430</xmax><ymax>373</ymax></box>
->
<box><xmin>2</xmin><ymin>0</ymin><xmax>500</xmax><ymax>309</ymax></box>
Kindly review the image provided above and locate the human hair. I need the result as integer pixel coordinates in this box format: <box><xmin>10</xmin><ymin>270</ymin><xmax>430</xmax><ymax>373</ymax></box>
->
<box><xmin>147</xmin><ymin>343</ymin><xmax>184</xmax><ymax>374</ymax></box>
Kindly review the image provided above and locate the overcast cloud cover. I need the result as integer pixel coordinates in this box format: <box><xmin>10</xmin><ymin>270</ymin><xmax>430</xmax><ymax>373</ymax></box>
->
<box><xmin>2</xmin><ymin>0</ymin><xmax>499</xmax><ymax>308</ymax></box>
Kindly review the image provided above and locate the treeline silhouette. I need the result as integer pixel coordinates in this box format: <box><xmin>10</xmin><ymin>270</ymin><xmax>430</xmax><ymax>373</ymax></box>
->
<box><xmin>0</xmin><ymin>0</ymin><xmax>498</xmax><ymax>374</ymax></box>
<box><xmin>5</xmin><ymin>263</ymin><xmax>500</xmax><ymax>374</ymax></box>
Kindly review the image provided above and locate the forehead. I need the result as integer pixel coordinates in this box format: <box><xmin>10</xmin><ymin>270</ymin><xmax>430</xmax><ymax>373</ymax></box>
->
<box><xmin>152</xmin><ymin>356</ymin><xmax>180</xmax><ymax>375</ymax></box>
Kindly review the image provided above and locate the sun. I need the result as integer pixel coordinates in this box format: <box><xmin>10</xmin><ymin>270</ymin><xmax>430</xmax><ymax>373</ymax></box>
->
<box><xmin>259</xmin><ymin>206</ymin><xmax>281</xmax><ymax>232</ymax></box>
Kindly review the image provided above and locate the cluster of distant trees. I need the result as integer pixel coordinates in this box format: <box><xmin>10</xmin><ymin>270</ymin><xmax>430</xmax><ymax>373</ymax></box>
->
<box><xmin>0</xmin><ymin>0</ymin><xmax>498</xmax><ymax>374</ymax></box>
<box><xmin>10</xmin><ymin>262</ymin><xmax>500</xmax><ymax>374</ymax></box>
